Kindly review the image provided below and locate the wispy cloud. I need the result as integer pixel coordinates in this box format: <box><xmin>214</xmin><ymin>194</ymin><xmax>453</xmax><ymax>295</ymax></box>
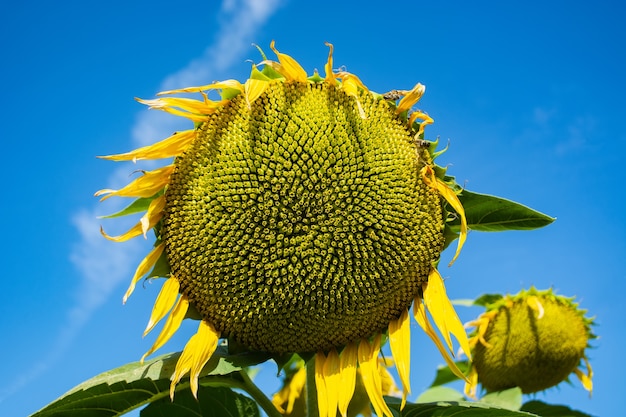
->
<box><xmin>0</xmin><ymin>0</ymin><xmax>284</xmax><ymax>403</ymax></box>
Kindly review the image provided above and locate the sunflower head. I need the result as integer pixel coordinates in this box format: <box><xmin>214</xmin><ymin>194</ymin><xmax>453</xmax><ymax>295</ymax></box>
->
<box><xmin>466</xmin><ymin>287</ymin><xmax>595</xmax><ymax>396</ymax></box>
<box><xmin>97</xmin><ymin>41</ymin><xmax>471</xmax><ymax>416</ymax></box>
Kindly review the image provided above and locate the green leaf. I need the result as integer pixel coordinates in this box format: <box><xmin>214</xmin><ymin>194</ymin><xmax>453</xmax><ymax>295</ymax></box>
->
<box><xmin>98</xmin><ymin>196</ymin><xmax>154</xmax><ymax>219</ymax></box>
<box><xmin>429</xmin><ymin>361</ymin><xmax>470</xmax><ymax>387</ymax></box>
<box><xmin>386</xmin><ymin>397</ymin><xmax>539</xmax><ymax>417</ymax></box>
<box><xmin>448</xmin><ymin>190</ymin><xmax>555</xmax><ymax>232</ymax></box>
<box><xmin>416</xmin><ymin>387</ymin><xmax>465</xmax><ymax>403</ymax></box>
<box><xmin>473</xmin><ymin>293</ymin><xmax>504</xmax><ymax>308</ymax></box>
<box><xmin>32</xmin><ymin>348</ymin><xmax>272</xmax><ymax>417</ymax></box>
<box><xmin>479</xmin><ymin>388</ymin><xmax>523</xmax><ymax>411</ymax></box>
<box><xmin>141</xmin><ymin>385</ymin><xmax>259</xmax><ymax>417</ymax></box>
<box><xmin>521</xmin><ymin>400</ymin><xmax>593</xmax><ymax>417</ymax></box>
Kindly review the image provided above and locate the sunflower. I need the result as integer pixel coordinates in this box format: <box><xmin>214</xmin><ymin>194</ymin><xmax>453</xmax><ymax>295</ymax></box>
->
<box><xmin>97</xmin><ymin>42</ymin><xmax>471</xmax><ymax>417</ymax></box>
<box><xmin>465</xmin><ymin>287</ymin><xmax>595</xmax><ymax>397</ymax></box>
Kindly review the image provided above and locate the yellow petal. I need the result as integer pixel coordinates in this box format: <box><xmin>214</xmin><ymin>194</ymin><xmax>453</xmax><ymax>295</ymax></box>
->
<box><xmin>157</xmin><ymin>79</ymin><xmax>244</xmax><ymax>95</ymax></box>
<box><xmin>526</xmin><ymin>295</ymin><xmax>545</xmax><ymax>319</ymax></box>
<box><xmin>142</xmin><ymin>294</ymin><xmax>189</xmax><ymax>362</ymax></box>
<box><xmin>170</xmin><ymin>320</ymin><xmax>220</xmax><ymax>400</ymax></box>
<box><xmin>95</xmin><ymin>165</ymin><xmax>174</xmax><ymax>201</ymax></box>
<box><xmin>396</xmin><ymin>83</ymin><xmax>425</xmax><ymax>114</ymax></box>
<box><xmin>143</xmin><ymin>277</ymin><xmax>180</xmax><ymax>336</ymax></box>
<box><xmin>123</xmin><ymin>243</ymin><xmax>165</xmax><ymax>303</ymax></box>
<box><xmin>421</xmin><ymin>165</ymin><xmax>467</xmax><ymax>266</ymax></box>
<box><xmin>137</xmin><ymin>96</ymin><xmax>225</xmax><ymax>116</ymax></box>
<box><xmin>574</xmin><ymin>356</ymin><xmax>593</xmax><ymax>393</ymax></box>
<box><xmin>323</xmin><ymin>349</ymin><xmax>341</xmax><ymax>417</ymax></box>
<box><xmin>464</xmin><ymin>366</ymin><xmax>479</xmax><ymax>399</ymax></box>
<box><xmin>336</xmin><ymin>72</ymin><xmax>367</xmax><ymax>119</ymax></box>
<box><xmin>413</xmin><ymin>297</ymin><xmax>469</xmax><ymax>382</ymax></box>
<box><xmin>98</xmin><ymin>130</ymin><xmax>196</xmax><ymax>162</ymax></box>
<box><xmin>100</xmin><ymin>195</ymin><xmax>164</xmax><ymax>242</ymax></box>
<box><xmin>271</xmin><ymin>365</ymin><xmax>307</xmax><ymax>414</ymax></box>
<box><xmin>388</xmin><ymin>308</ymin><xmax>411</xmax><ymax>409</ymax></box>
<box><xmin>338</xmin><ymin>343</ymin><xmax>357</xmax><ymax>417</ymax></box>
<box><xmin>408</xmin><ymin>110</ymin><xmax>434</xmax><ymax>138</ymax></box>
<box><xmin>245</xmin><ymin>78</ymin><xmax>270</xmax><ymax>109</ymax></box>
<box><xmin>357</xmin><ymin>335</ymin><xmax>393</xmax><ymax>417</ymax></box>
<box><xmin>423</xmin><ymin>269</ymin><xmax>472</xmax><ymax>359</ymax></box>
<box><xmin>315</xmin><ymin>352</ymin><xmax>329</xmax><ymax>417</ymax></box>
<box><xmin>270</xmin><ymin>40</ymin><xmax>308</xmax><ymax>82</ymax></box>
<box><xmin>324</xmin><ymin>42</ymin><xmax>337</xmax><ymax>86</ymax></box>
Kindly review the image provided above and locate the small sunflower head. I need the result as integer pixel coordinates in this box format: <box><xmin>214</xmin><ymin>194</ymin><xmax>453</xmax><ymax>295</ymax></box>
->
<box><xmin>466</xmin><ymin>287</ymin><xmax>595</xmax><ymax>395</ymax></box>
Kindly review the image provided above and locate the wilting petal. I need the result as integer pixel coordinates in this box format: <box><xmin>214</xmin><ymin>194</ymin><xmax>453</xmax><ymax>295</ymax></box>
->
<box><xmin>421</xmin><ymin>165</ymin><xmax>467</xmax><ymax>266</ymax></box>
<box><xmin>408</xmin><ymin>110</ymin><xmax>434</xmax><ymax>138</ymax></box>
<box><xmin>357</xmin><ymin>335</ymin><xmax>393</xmax><ymax>417</ymax></box>
<box><xmin>98</xmin><ymin>130</ymin><xmax>195</xmax><ymax>162</ymax></box>
<box><xmin>123</xmin><ymin>243</ymin><xmax>165</xmax><ymax>303</ymax></box>
<box><xmin>396</xmin><ymin>83</ymin><xmax>425</xmax><ymax>114</ymax></box>
<box><xmin>140</xmin><ymin>195</ymin><xmax>165</xmax><ymax>237</ymax></box>
<box><xmin>270</xmin><ymin>40</ymin><xmax>308</xmax><ymax>82</ymax></box>
<box><xmin>423</xmin><ymin>269</ymin><xmax>472</xmax><ymax>359</ymax></box>
<box><xmin>574</xmin><ymin>356</ymin><xmax>593</xmax><ymax>393</ymax></box>
<box><xmin>170</xmin><ymin>320</ymin><xmax>220</xmax><ymax>399</ymax></box>
<box><xmin>95</xmin><ymin>165</ymin><xmax>174</xmax><ymax>201</ymax></box>
<box><xmin>324</xmin><ymin>42</ymin><xmax>337</xmax><ymax>86</ymax></box>
<box><xmin>157</xmin><ymin>79</ymin><xmax>244</xmax><ymax>96</ymax></box>
<box><xmin>272</xmin><ymin>365</ymin><xmax>307</xmax><ymax>414</ymax></box>
<box><xmin>338</xmin><ymin>343</ymin><xmax>357</xmax><ymax>417</ymax></box>
<box><xmin>413</xmin><ymin>297</ymin><xmax>469</xmax><ymax>382</ymax></box>
<box><xmin>142</xmin><ymin>294</ymin><xmax>189</xmax><ymax>362</ymax></box>
<box><xmin>315</xmin><ymin>352</ymin><xmax>329</xmax><ymax>417</ymax></box>
<box><xmin>143</xmin><ymin>277</ymin><xmax>180</xmax><ymax>336</ymax></box>
<box><xmin>389</xmin><ymin>308</ymin><xmax>411</xmax><ymax>408</ymax></box>
<box><xmin>464</xmin><ymin>366</ymin><xmax>479</xmax><ymax>399</ymax></box>
<box><xmin>336</xmin><ymin>72</ymin><xmax>367</xmax><ymax>119</ymax></box>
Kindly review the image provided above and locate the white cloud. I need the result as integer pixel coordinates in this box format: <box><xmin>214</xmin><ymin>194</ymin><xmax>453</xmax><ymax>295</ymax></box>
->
<box><xmin>1</xmin><ymin>0</ymin><xmax>284</xmax><ymax>403</ymax></box>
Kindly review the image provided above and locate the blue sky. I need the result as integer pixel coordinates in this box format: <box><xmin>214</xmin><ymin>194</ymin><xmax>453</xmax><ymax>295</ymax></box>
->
<box><xmin>1</xmin><ymin>1</ymin><xmax>624</xmax><ymax>416</ymax></box>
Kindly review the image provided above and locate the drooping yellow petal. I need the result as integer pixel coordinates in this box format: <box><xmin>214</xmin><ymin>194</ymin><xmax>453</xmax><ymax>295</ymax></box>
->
<box><xmin>357</xmin><ymin>335</ymin><xmax>393</xmax><ymax>417</ymax></box>
<box><xmin>423</xmin><ymin>269</ymin><xmax>472</xmax><ymax>359</ymax></box>
<box><xmin>421</xmin><ymin>165</ymin><xmax>467</xmax><ymax>266</ymax></box>
<box><xmin>396</xmin><ymin>83</ymin><xmax>425</xmax><ymax>114</ymax></box>
<box><xmin>574</xmin><ymin>356</ymin><xmax>593</xmax><ymax>393</ymax></box>
<box><xmin>123</xmin><ymin>243</ymin><xmax>165</xmax><ymax>303</ymax></box>
<box><xmin>388</xmin><ymin>308</ymin><xmax>411</xmax><ymax>409</ymax></box>
<box><xmin>336</xmin><ymin>72</ymin><xmax>367</xmax><ymax>119</ymax></box>
<box><xmin>143</xmin><ymin>277</ymin><xmax>180</xmax><ymax>336</ymax></box>
<box><xmin>271</xmin><ymin>365</ymin><xmax>307</xmax><ymax>414</ymax></box>
<box><xmin>269</xmin><ymin>40</ymin><xmax>308</xmax><ymax>82</ymax></box>
<box><xmin>324</xmin><ymin>42</ymin><xmax>337</xmax><ymax>86</ymax></box>
<box><xmin>140</xmin><ymin>195</ymin><xmax>165</xmax><ymax>237</ymax></box>
<box><xmin>315</xmin><ymin>351</ymin><xmax>329</xmax><ymax>417</ymax></box>
<box><xmin>137</xmin><ymin>97</ymin><xmax>226</xmax><ymax>116</ymax></box>
<box><xmin>338</xmin><ymin>343</ymin><xmax>357</xmax><ymax>417</ymax></box>
<box><xmin>413</xmin><ymin>297</ymin><xmax>469</xmax><ymax>382</ymax></box>
<box><xmin>100</xmin><ymin>195</ymin><xmax>164</xmax><ymax>242</ymax></box>
<box><xmin>95</xmin><ymin>165</ymin><xmax>174</xmax><ymax>201</ymax></box>
<box><xmin>526</xmin><ymin>295</ymin><xmax>545</xmax><ymax>319</ymax></box>
<box><xmin>157</xmin><ymin>79</ymin><xmax>244</xmax><ymax>96</ymax></box>
<box><xmin>98</xmin><ymin>130</ymin><xmax>196</xmax><ymax>162</ymax></box>
<box><xmin>170</xmin><ymin>320</ymin><xmax>220</xmax><ymax>400</ymax></box>
<box><xmin>323</xmin><ymin>349</ymin><xmax>341</xmax><ymax>417</ymax></box>
<box><xmin>408</xmin><ymin>110</ymin><xmax>434</xmax><ymax>138</ymax></box>
<box><xmin>141</xmin><ymin>294</ymin><xmax>189</xmax><ymax>362</ymax></box>
<box><xmin>244</xmin><ymin>78</ymin><xmax>270</xmax><ymax>109</ymax></box>
<box><xmin>464</xmin><ymin>366</ymin><xmax>479</xmax><ymax>399</ymax></box>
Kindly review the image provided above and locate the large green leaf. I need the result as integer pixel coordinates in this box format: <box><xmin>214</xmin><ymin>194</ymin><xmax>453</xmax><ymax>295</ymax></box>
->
<box><xmin>479</xmin><ymin>388</ymin><xmax>523</xmax><ymax>411</ymax></box>
<box><xmin>141</xmin><ymin>385</ymin><xmax>259</xmax><ymax>417</ymax></box>
<box><xmin>386</xmin><ymin>397</ymin><xmax>539</xmax><ymax>417</ymax></box>
<box><xmin>448</xmin><ymin>190</ymin><xmax>555</xmax><ymax>232</ymax></box>
<box><xmin>428</xmin><ymin>361</ymin><xmax>469</xmax><ymax>387</ymax></box>
<box><xmin>521</xmin><ymin>400</ymin><xmax>593</xmax><ymax>417</ymax></box>
<box><xmin>31</xmin><ymin>348</ymin><xmax>271</xmax><ymax>417</ymax></box>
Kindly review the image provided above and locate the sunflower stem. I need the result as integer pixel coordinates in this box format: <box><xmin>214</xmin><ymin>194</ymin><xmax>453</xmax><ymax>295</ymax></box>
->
<box><xmin>305</xmin><ymin>358</ymin><xmax>319</xmax><ymax>417</ymax></box>
<box><xmin>238</xmin><ymin>370</ymin><xmax>283</xmax><ymax>417</ymax></box>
